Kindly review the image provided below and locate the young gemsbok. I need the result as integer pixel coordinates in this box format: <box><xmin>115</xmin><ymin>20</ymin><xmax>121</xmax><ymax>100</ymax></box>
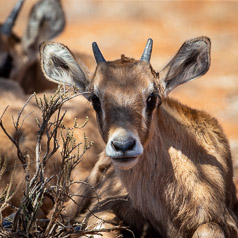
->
<box><xmin>40</xmin><ymin>37</ymin><xmax>238</xmax><ymax>237</ymax></box>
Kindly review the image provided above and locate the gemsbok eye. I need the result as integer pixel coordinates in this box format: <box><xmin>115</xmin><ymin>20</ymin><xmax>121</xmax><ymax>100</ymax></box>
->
<box><xmin>90</xmin><ymin>94</ymin><xmax>101</xmax><ymax>112</ymax></box>
<box><xmin>146</xmin><ymin>92</ymin><xmax>157</xmax><ymax>111</ymax></box>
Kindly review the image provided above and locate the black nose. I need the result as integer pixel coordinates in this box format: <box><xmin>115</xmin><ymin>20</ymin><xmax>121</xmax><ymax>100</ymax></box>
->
<box><xmin>111</xmin><ymin>138</ymin><xmax>136</xmax><ymax>152</ymax></box>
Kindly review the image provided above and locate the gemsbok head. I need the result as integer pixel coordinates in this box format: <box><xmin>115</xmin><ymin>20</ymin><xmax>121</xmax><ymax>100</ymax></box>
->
<box><xmin>40</xmin><ymin>37</ymin><xmax>210</xmax><ymax>170</ymax></box>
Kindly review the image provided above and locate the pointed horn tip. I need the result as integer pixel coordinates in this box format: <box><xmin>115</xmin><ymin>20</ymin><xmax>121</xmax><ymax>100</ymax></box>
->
<box><xmin>92</xmin><ymin>41</ymin><xmax>106</xmax><ymax>64</ymax></box>
<box><xmin>146</xmin><ymin>38</ymin><xmax>153</xmax><ymax>48</ymax></box>
<box><xmin>140</xmin><ymin>38</ymin><xmax>153</xmax><ymax>62</ymax></box>
<box><xmin>92</xmin><ymin>42</ymin><xmax>97</xmax><ymax>48</ymax></box>
<box><xmin>147</xmin><ymin>38</ymin><xmax>153</xmax><ymax>44</ymax></box>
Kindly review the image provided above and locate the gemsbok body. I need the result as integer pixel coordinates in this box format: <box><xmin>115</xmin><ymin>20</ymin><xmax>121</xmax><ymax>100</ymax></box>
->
<box><xmin>40</xmin><ymin>37</ymin><xmax>238</xmax><ymax>237</ymax></box>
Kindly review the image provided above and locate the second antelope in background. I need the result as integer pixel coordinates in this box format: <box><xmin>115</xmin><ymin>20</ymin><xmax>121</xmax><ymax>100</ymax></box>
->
<box><xmin>0</xmin><ymin>0</ymin><xmax>65</xmax><ymax>93</ymax></box>
<box><xmin>40</xmin><ymin>37</ymin><xmax>238</xmax><ymax>237</ymax></box>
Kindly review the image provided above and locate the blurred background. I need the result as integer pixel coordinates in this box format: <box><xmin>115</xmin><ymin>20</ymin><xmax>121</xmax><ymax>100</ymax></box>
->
<box><xmin>0</xmin><ymin>0</ymin><xmax>238</xmax><ymax>180</ymax></box>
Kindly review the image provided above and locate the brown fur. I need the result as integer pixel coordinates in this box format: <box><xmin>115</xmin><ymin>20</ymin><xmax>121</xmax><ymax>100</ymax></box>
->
<box><xmin>72</xmin><ymin>97</ymin><xmax>238</xmax><ymax>237</ymax></box>
<box><xmin>40</xmin><ymin>37</ymin><xmax>238</xmax><ymax>237</ymax></box>
<box><xmin>116</xmin><ymin>98</ymin><xmax>238</xmax><ymax>237</ymax></box>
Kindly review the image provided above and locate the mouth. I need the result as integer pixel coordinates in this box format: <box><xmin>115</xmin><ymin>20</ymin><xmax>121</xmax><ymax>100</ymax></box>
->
<box><xmin>112</xmin><ymin>156</ymin><xmax>137</xmax><ymax>163</ymax></box>
<box><xmin>111</xmin><ymin>156</ymin><xmax>139</xmax><ymax>170</ymax></box>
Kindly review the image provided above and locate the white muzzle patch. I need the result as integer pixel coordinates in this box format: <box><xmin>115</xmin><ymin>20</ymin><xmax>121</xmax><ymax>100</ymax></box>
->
<box><xmin>106</xmin><ymin>129</ymin><xmax>143</xmax><ymax>170</ymax></box>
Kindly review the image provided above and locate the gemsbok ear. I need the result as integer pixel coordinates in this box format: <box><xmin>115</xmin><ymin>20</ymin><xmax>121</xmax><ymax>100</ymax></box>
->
<box><xmin>40</xmin><ymin>41</ymin><xmax>89</xmax><ymax>93</ymax></box>
<box><xmin>22</xmin><ymin>0</ymin><xmax>65</xmax><ymax>55</ymax></box>
<box><xmin>159</xmin><ymin>36</ymin><xmax>211</xmax><ymax>96</ymax></box>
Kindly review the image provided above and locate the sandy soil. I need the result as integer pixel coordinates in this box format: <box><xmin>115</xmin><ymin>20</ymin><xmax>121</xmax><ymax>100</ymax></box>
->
<box><xmin>1</xmin><ymin>0</ymin><xmax>238</xmax><ymax>180</ymax></box>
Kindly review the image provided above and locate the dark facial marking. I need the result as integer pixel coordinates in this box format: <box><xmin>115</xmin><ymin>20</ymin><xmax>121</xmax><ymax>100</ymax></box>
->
<box><xmin>89</xmin><ymin>93</ymin><xmax>105</xmax><ymax>139</ymax></box>
<box><xmin>0</xmin><ymin>53</ymin><xmax>13</xmax><ymax>78</ymax></box>
<box><xmin>90</xmin><ymin>94</ymin><xmax>102</xmax><ymax>113</ymax></box>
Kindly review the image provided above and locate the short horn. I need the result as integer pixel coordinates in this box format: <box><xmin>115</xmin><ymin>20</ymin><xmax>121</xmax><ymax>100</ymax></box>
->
<box><xmin>1</xmin><ymin>0</ymin><xmax>25</xmax><ymax>35</ymax></box>
<box><xmin>92</xmin><ymin>42</ymin><xmax>106</xmax><ymax>64</ymax></box>
<box><xmin>141</xmin><ymin>38</ymin><xmax>153</xmax><ymax>62</ymax></box>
